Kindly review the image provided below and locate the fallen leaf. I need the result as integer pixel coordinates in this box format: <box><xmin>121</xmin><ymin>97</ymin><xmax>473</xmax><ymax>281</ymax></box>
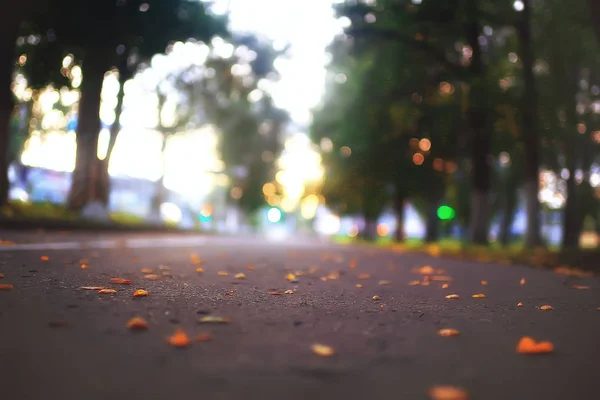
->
<box><xmin>247</xmin><ymin>265</ymin><xmax>255</xmax><ymax>271</ymax></box>
<box><xmin>0</xmin><ymin>283</ymin><xmax>13</xmax><ymax>290</ymax></box>
<box><xmin>415</xmin><ymin>265</ymin><xmax>435</xmax><ymax>275</ymax></box>
<box><xmin>571</xmin><ymin>285</ymin><xmax>590</xmax><ymax>290</ymax></box>
<box><xmin>196</xmin><ymin>333</ymin><xmax>213</xmax><ymax>342</ymax></box>
<box><xmin>98</xmin><ymin>289</ymin><xmax>117</xmax><ymax>294</ymax></box>
<box><xmin>0</xmin><ymin>273</ymin><xmax>3</xmax><ymax>279</ymax></box>
<box><xmin>327</xmin><ymin>272</ymin><xmax>340</xmax><ymax>280</ymax></box>
<box><xmin>195</xmin><ymin>267</ymin><xmax>204</xmax><ymax>273</ymax></box>
<box><xmin>285</xmin><ymin>273</ymin><xmax>297</xmax><ymax>282</ymax></box>
<box><xmin>41</xmin><ymin>256</ymin><xmax>49</xmax><ymax>261</ymax></box>
<box><xmin>356</xmin><ymin>283</ymin><xmax>363</xmax><ymax>288</ymax></box>
<box><xmin>358</xmin><ymin>273</ymin><xmax>372</xmax><ymax>280</ymax></box>
<box><xmin>517</xmin><ymin>336</ymin><xmax>554</xmax><ymax>354</ymax></box>
<box><xmin>437</xmin><ymin>329</ymin><xmax>460</xmax><ymax>337</ymax></box>
<box><xmin>80</xmin><ymin>286</ymin><xmax>104</xmax><ymax>290</ymax></box>
<box><xmin>421</xmin><ymin>281</ymin><xmax>431</xmax><ymax>286</ymax></box>
<box><xmin>441</xmin><ymin>283</ymin><xmax>449</xmax><ymax>289</ymax></box>
<box><xmin>520</xmin><ymin>278</ymin><xmax>526</xmax><ymax>285</ymax></box>
<box><xmin>378</xmin><ymin>280</ymin><xmax>391</xmax><ymax>285</ymax></box>
<box><xmin>311</xmin><ymin>343</ymin><xmax>335</xmax><ymax>357</ymax></box>
<box><xmin>140</xmin><ymin>268</ymin><xmax>154</xmax><ymax>274</ymax></box>
<box><xmin>158</xmin><ymin>265</ymin><xmax>171</xmax><ymax>271</ymax></box>
<box><xmin>554</xmin><ymin>266</ymin><xmax>593</xmax><ymax>278</ymax></box>
<box><xmin>235</xmin><ymin>272</ymin><xmax>247</xmax><ymax>279</ymax></box>
<box><xmin>127</xmin><ymin>317</ymin><xmax>148</xmax><ymax>330</ymax></box>
<box><xmin>284</xmin><ymin>289</ymin><xmax>294</xmax><ymax>294</ymax></box>
<box><xmin>80</xmin><ymin>264</ymin><xmax>88</xmax><ymax>269</ymax></box>
<box><xmin>308</xmin><ymin>266</ymin><xmax>319</xmax><ymax>274</ymax></box>
<box><xmin>539</xmin><ymin>305</ymin><xmax>553</xmax><ymax>310</ymax></box>
<box><xmin>430</xmin><ymin>276</ymin><xmax>453</xmax><ymax>282</ymax></box>
<box><xmin>198</xmin><ymin>316</ymin><xmax>230</xmax><ymax>324</ymax></box>
<box><xmin>217</xmin><ymin>271</ymin><xmax>229</xmax><ymax>276</ymax></box>
<box><xmin>110</xmin><ymin>278</ymin><xmax>131</xmax><ymax>285</ymax></box>
<box><xmin>471</xmin><ymin>293</ymin><xmax>487</xmax><ymax>298</ymax></box>
<box><xmin>372</xmin><ymin>295</ymin><xmax>381</xmax><ymax>301</ymax></box>
<box><xmin>428</xmin><ymin>385</ymin><xmax>469</xmax><ymax>400</ymax></box>
<box><xmin>481</xmin><ymin>280</ymin><xmax>488</xmax><ymax>286</ymax></box>
<box><xmin>445</xmin><ymin>294</ymin><xmax>459</xmax><ymax>299</ymax></box>
<box><xmin>162</xmin><ymin>271</ymin><xmax>172</xmax><ymax>276</ymax></box>
<box><xmin>517</xmin><ymin>302</ymin><xmax>523</xmax><ymax>307</ymax></box>
<box><xmin>144</xmin><ymin>274</ymin><xmax>161</xmax><ymax>280</ymax></box>
<box><xmin>133</xmin><ymin>289</ymin><xmax>148</xmax><ymax>297</ymax></box>
<box><xmin>167</xmin><ymin>328</ymin><xmax>191</xmax><ymax>348</ymax></box>
<box><xmin>409</xmin><ymin>280</ymin><xmax>421</xmax><ymax>286</ymax></box>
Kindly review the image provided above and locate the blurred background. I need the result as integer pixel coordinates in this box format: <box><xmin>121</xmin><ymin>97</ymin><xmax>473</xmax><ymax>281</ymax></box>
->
<box><xmin>1</xmin><ymin>0</ymin><xmax>599</xmax><ymax>250</ymax></box>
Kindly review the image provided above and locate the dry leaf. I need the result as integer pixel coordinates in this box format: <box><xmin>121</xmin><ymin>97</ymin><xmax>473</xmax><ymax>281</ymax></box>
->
<box><xmin>437</xmin><ymin>329</ymin><xmax>460</xmax><ymax>337</ymax></box>
<box><xmin>349</xmin><ymin>259</ymin><xmax>357</xmax><ymax>269</ymax></box>
<box><xmin>311</xmin><ymin>343</ymin><xmax>335</xmax><ymax>357</ymax></box>
<box><xmin>327</xmin><ymin>272</ymin><xmax>340</xmax><ymax>280</ymax></box>
<box><xmin>158</xmin><ymin>265</ymin><xmax>171</xmax><ymax>271</ymax></box>
<box><xmin>144</xmin><ymin>274</ymin><xmax>161</xmax><ymax>280</ymax></box>
<box><xmin>430</xmin><ymin>276</ymin><xmax>453</xmax><ymax>282</ymax></box>
<box><xmin>133</xmin><ymin>289</ymin><xmax>148</xmax><ymax>297</ymax></box>
<box><xmin>445</xmin><ymin>294</ymin><xmax>460</xmax><ymax>299</ymax></box>
<box><xmin>80</xmin><ymin>264</ymin><xmax>88</xmax><ymax>269</ymax></box>
<box><xmin>247</xmin><ymin>265</ymin><xmax>255</xmax><ymax>271</ymax></box>
<box><xmin>481</xmin><ymin>280</ymin><xmax>488</xmax><ymax>286</ymax></box>
<box><xmin>80</xmin><ymin>286</ymin><xmax>104</xmax><ymax>290</ymax></box>
<box><xmin>517</xmin><ymin>336</ymin><xmax>554</xmax><ymax>354</ymax></box>
<box><xmin>539</xmin><ymin>305</ymin><xmax>553</xmax><ymax>310</ymax></box>
<box><xmin>98</xmin><ymin>289</ymin><xmax>117</xmax><ymax>294</ymax></box>
<box><xmin>41</xmin><ymin>256</ymin><xmax>49</xmax><ymax>261</ymax></box>
<box><xmin>140</xmin><ymin>268</ymin><xmax>154</xmax><ymax>274</ymax></box>
<box><xmin>356</xmin><ymin>284</ymin><xmax>363</xmax><ymax>288</ymax></box>
<box><xmin>421</xmin><ymin>281</ymin><xmax>431</xmax><ymax>286</ymax></box>
<box><xmin>167</xmin><ymin>328</ymin><xmax>191</xmax><ymax>348</ymax></box>
<box><xmin>571</xmin><ymin>285</ymin><xmax>590</xmax><ymax>290</ymax></box>
<box><xmin>0</xmin><ymin>283</ymin><xmax>13</xmax><ymax>290</ymax></box>
<box><xmin>358</xmin><ymin>273</ymin><xmax>372</xmax><ymax>280</ymax></box>
<box><xmin>198</xmin><ymin>316</ymin><xmax>230</xmax><ymax>324</ymax></box>
<box><xmin>235</xmin><ymin>273</ymin><xmax>247</xmax><ymax>280</ymax></box>
<box><xmin>428</xmin><ymin>385</ymin><xmax>469</xmax><ymax>400</ymax></box>
<box><xmin>378</xmin><ymin>280</ymin><xmax>391</xmax><ymax>285</ymax></box>
<box><xmin>110</xmin><ymin>278</ymin><xmax>131</xmax><ymax>285</ymax></box>
<box><xmin>195</xmin><ymin>267</ymin><xmax>204</xmax><ymax>273</ymax></box>
<box><xmin>415</xmin><ymin>265</ymin><xmax>435</xmax><ymax>275</ymax></box>
<box><xmin>217</xmin><ymin>271</ymin><xmax>229</xmax><ymax>276</ymax></box>
<box><xmin>409</xmin><ymin>280</ymin><xmax>421</xmax><ymax>286</ymax></box>
<box><xmin>441</xmin><ymin>283</ymin><xmax>449</xmax><ymax>289</ymax></box>
<box><xmin>196</xmin><ymin>333</ymin><xmax>213</xmax><ymax>342</ymax></box>
<box><xmin>517</xmin><ymin>302</ymin><xmax>523</xmax><ymax>307</ymax></box>
<box><xmin>285</xmin><ymin>273</ymin><xmax>297</xmax><ymax>282</ymax></box>
<box><xmin>554</xmin><ymin>266</ymin><xmax>593</xmax><ymax>278</ymax></box>
<box><xmin>127</xmin><ymin>317</ymin><xmax>148</xmax><ymax>330</ymax></box>
<box><xmin>284</xmin><ymin>290</ymin><xmax>294</xmax><ymax>294</ymax></box>
<box><xmin>268</xmin><ymin>291</ymin><xmax>282</xmax><ymax>295</ymax></box>
<box><xmin>0</xmin><ymin>273</ymin><xmax>4</xmax><ymax>279</ymax></box>
<box><xmin>520</xmin><ymin>278</ymin><xmax>526</xmax><ymax>285</ymax></box>
<box><xmin>162</xmin><ymin>271</ymin><xmax>172</xmax><ymax>276</ymax></box>
<box><xmin>471</xmin><ymin>293</ymin><xmax>487</xmax><ymax>298</ymax></box>
<box><xmin>372</xmin><ymin>295</ymin><xmax>381</xmax><ymax>301</ymax></box>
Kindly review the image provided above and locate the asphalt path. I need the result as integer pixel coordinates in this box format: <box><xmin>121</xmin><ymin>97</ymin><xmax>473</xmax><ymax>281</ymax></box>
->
<box><xmin>1</xmin><ymin>231</ymin><xmax>599</xmax><ymax>400</ymax></box>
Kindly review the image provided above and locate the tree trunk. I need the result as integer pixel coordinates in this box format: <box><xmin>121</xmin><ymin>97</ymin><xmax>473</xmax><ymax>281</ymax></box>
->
<box><xmin>67</xmin><ymin>52</ymin><xmax>109</xmax><ymax>211</ymax></box>
<box><xmin>424</xmin><ymin>199</ymin><xmax>439</xmax><ymax>243</ymax></box>
<box><xmin>150</xmin><ymin>136</ymin><xmax>169</xmax><ymax>217</ymax></box>
<box><xmin>517</xmin><ymin>0</ymin><xmax>543</xmax><ymax>248</ymax></box>
<box><xmin>393</xmin><ymin>195</ymin><xmax>406</xmax><ymax>242</ymax></box>
<box><xmin>562</xmin><ymin>153</ymin><xmax>579</xmax><ymax>248</ymax></box>
<box><xmin>589</xmin><ymin>0</ymin><xmax>600</xmax><ymax>43</ymax></box>
<box><xmin>498</xmin><ymin>183</ymin><xmax>518</xmax><ymax>247</ymax></box>
<box><xmin>362</xmin><ymin>218</ymin><xmax>378</xmax><ymax>241</ymax></box>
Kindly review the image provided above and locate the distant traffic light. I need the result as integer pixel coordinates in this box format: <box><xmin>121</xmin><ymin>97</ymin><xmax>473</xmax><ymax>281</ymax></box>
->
<box><xmin>437</xmin><ymin>205</ymin><xmax>456</xmax><ymax>220</ymax></box>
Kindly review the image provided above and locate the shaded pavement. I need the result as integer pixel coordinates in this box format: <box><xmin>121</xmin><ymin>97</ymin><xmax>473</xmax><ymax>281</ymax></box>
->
<box><xmin>1</xmin><ymin>231</ymin><xmax>599</xmax><ymax>399</ymax></box>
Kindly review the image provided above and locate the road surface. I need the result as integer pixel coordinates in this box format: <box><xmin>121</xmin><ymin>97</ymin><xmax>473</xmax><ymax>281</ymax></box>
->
<box><xmin>1</xmin><ymin>231</ymin><xmax>599</xmax><ymax>400</ymax></box>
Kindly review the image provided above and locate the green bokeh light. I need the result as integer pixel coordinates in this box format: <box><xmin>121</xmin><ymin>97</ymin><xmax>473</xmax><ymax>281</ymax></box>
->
<box><xmin>437</xmin><ymin>205</ymin><xmax>456</xmax><ymax>220</ymax></box>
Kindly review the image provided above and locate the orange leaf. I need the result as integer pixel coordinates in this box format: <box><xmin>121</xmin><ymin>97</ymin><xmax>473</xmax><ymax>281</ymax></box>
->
<box><xmin>195</xmin><ymin>267</ymin><xmax>204</xmax><ymax>273</ymax></box>
<box><xmin>437</xmin><ymin>329</ymin><xmax>460</xmax><ymax>337</ymax></box>
<box><xmin>167</xmin><ymin>328</ymin><xmax>191</xmax><ymax>348</ymax></box>
<box><xmin>571</xmin><ymin>285</ymin><xmax>590</xmax><ymax>290</ymax></box>
<box><xmin>471</xmin><ymin>293</ymin><xmax>486</xmax><ymax>298</ymax></box>
<box><xmin>133</xmin><ymin>289</ymin><xmax>148</xmax><ymax>297</ymax></box>
<box><xmin>517</xmin><ymin>302</ymin><xmax>523</xmax><ymax>307</ymax></box>
<box><xmin>480</xmin><ymin>280</ymin><xmax>488</xmax><ymax>286</ymax></box>
<box><xmin>0</xmin><ymin>283</ymin><xmax>13</xmax><ymax>290</ymax></box>
<box><xmin>110</xmin><ymin>278</ymin><xmax>131</xmax><ymax>285</ymax></box>
<box><xmin>409</xmin><ymin>280</ymin><xmax>421</xmax><ymax>286</ymax></box>
<box><xmin>196</xmin><ymin>333</ymin><xmax>213</xmax><ymax>342</ymax></box>
<box><xmin>80</xmin><ymin>286</ymin><xmax>104</xmax><ymax>290</ymax></box>
<box><xmin>358</xmin><ymin>273</ymin><xmax>372</xmax><ymax>280</ymax></box>
<box><xmin>311</xmin><ymin>343</ymin><xmax>335</xmax><ymax>357</ymax></box>
<box><xmin>144</xmin><ymin>274</ymin><xmax>161</xmax><ymax>280</ymax></box>
<box><xmin>539</xmin><ymin>305</ymin><xmax>553</xmax><ymax>310</ymax></box>
<box><xmin>246</xmin><ymin>265</ymin><xmax>255</xmax><ymax>271</ymax></box>
<box><xmin>41</xmin><ymin>256</ymin><xmax>49</xmax><ymax>261</ymax></box>
<box><xmin>285</xmin><ymin>273</ymin><xmax>297</xmax><ymax>282</ymax></box>
<box><xmin>217</xmin><ymin>271</ymin><xmax>229</xmax><ymax>276</ymax></box>
<box><xmin>441</xmin><ymin>283</ymin><xmax>449</xmax><ymax>289</ymax></box>
<box><xmin>127</xmin><ymin>317</ymin><xmax>148</xmax><ymax>330</ymax></box>
<box><xmin>445</xmin><ymin>294</ymin><xmax>459</xmax><ymax>299</ymax></box>
<box><xmin>349</xmin><ymin>259</ymin><xmax>357</xmax><ymax>269</ymax></box>
<box><xmin>520</xmin><ymin>278</ymin><xmax>526</xmax><ymax>285</ymax></box>
<box><xmin>80</xmin><ymin>264</ymin><xmax>88</xmax><ymax>269</ymax></box>
<box><xmin>98</xmin><ymin>289</ymin><xmax>117</xmax><ymax>294</ymax></box>
<box><xmin>516</xmin><ymin>336</ymin><xmax>554</xmax><ymax>354</ymax></box>
<box><xmin>415</xmin><ymin>265</ymin><xmax>435</xmax><ymax>275</ymax></box>
<box><xmin>140</xmin><ymin>268</ymin><xmax>154</xmax><ymax>274</ymax></box>
<box><xmin>428</xmin><ymin>385</ymin><xmax>469</xmax><ymax>400</ymax></box>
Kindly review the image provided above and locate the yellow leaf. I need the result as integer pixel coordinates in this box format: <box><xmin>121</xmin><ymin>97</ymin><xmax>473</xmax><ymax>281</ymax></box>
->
<box><xmin>414</xmin><ymin>265</ymin><xmax>435</xmax><ymax>275</ymax></box>
<box><xmin>133</xmin><ymin>289</ymin><xmax>148</xmax><ymax>297</ymax></box>
<box><xmin>144</xmin><ymin>274</ymin><xmax>161</xmax><ymax>280</ymax></box>
<box><xmin>235</xmin><ymin>273</ymin><xmax>247</xmax><ymax>280</ymax></box>
<box><xmin>445</xmin><ymin>294</ymin><xmax>459</xmax><ymax>299</ymax></box>
<box><xmin>195</xmin><ymin>267</ymin><xmax>204</xmax><ymax>273</ymax></box>
<box><xmin>378</xmin><ymin>280</ymin><xmax>391</xmax><ymax>285</ymax></box>
<box><xmin>98</xmin><ymin>289</ymin><xmax>117</xmax><ymax>294</ymax></box>
<box><xmin>217</xmin><ymin>271</ymin><xmax>229</xmax><ymax>276</ymax></box>
<box><xmin>327</xmin><ymin>272</ymin><xmax>340</xmax><ymax>280</ymax></box>
<box><xmin>311</xmin><ymin>343</ymin><xmax>335</xmax><ymax>357</ymax></box>
<box><xmin>428</xmin><ymin>386</ymin><xmax>469</xmax><ymax>400</ymax></box>
<box><xmin>198</xmin><ymin>316</ymin><xmax>230</xmax><ymax>324</ymax></box>
<box><xmin>127</xmin><ymin>317</ymin><xmax>148</xmax><ymax>330</ymax></box>
<box><xmin>80</xmin><ymin>263</ymin><xmax>88</xmax><ymax>269</ymax></box>
<box><xmin>372</xmin><ymin>295</ymin><xmax>381</xmax><ymax>301</ymax></box>
<box><xmin>356</xmin><ymin>283</ymin><xmax>363</xmax><ymax>288</ymax></box>
<box><xmin>284</xmin><ymin>289</ymin><xmax>294</xmax><ymax>294</ymax></box>
<box><xmin>437</xmin><ymin>329</ymin><xmax>460</xmax><ymax>337</ymax></box>
<box><xmin>539</xmin><ymin>305</ymin><xmax>553</xmax><ymax>310</ymax></box>
<box><xmin>471</xmin><ymin>293</ymin><xmax>486</xmax><ymax>298</ymax></box>
<box><xmin>285</xmin><ymin>273</ymin><xmax>297</xmax><ymax>282</ymax></box>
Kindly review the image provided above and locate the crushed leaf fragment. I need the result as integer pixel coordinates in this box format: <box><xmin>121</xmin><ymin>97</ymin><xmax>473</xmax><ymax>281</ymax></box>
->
<box><xmin>284</xmin><ymin>289</ymin><xmax>294</xmax><ymax>294</ymax></box>
<box><xmin>140</xmin><ymin>268</ymin><xmax>153</xmax><ymax>274</ymax></box>
<box><xmin>0</xmin><ymin>283</ymin><xmax>13</xmax><ymax>290</ymax></box>
<box><xmin>133</xmin><ymin>289</ymin><xmax>148</xmax><ymax>297</ymax></box>
<box><xmin>98</xmin><ymin>289</ymin><xmax>117</xmax><ymax>294</ymax></box>
<box><xmin>167</xmin><ymin>328</ymin><xmax>191</xmax><ymax>348</ymax></box>
<box><xmin>217</xmin><ymin>271</ymin><xmax>229</xmax><ymax>276</ymax></box>
<box><xmin>235</xmin><ymin>273</ymin><xmax>247</xmax><ymax>280</ymax></box>
<box><xmin>428</xmin><ymin>385</ymin><xmax>469</xmax><ymax>400</ymax></box>
<box><xmin>471</xmin><ymin>293</ymin><xmax>487</xmax><ymax>298</ymax></box>
<box><xmin>441</xmin><ymin>283</ymin><xmax>449</xmax><ymax>289</ymax></box>
<box><xmin>196</xmin><ymin>333</ymin><xmax>213</xmax><ymax>342</ymax></box>
<box><xmin>198</xmin><ymin>316</ymin><xmax>230</xmax><ymax>324</ymax></box>
<box><xmin>144</xmin><ymin>274</ymin><xmax>161</xmax><ymax>280</ymax></box>
<box><xmin>539</xmin><ymin>305</ymin><xmax>553</xmax><ymax>310</ymax></box>
<box><xmin>110</xmin><ymin>278</ymin><xmax>131</xmax><ymax>285</ymax></box>
<box><xmin>311</xmin><ymin>343</ymin><xmax>335</xmax><ymax>357</ymax></box>
<box><xmin>517</xmin><ymin>336</ymin><xmax>554</xmax><ymax>354</ymax></box>
<box><xmin>127</xmin><ymin>317</ymin><xmax>148</xmax><ymax>330</ymax></box>
<box><xmin>445</xmin><ymin>294</ymin><xmax>460</xmax><ymax>299</ymax></box>
<box><xmin>517</xmin><ymin>302</ymin><xmax>523</xmax><ymax>307</ymax></box>
<box><xmin>378</xmin><ymin>280</ymin><xmax>391</xmax><ymax>285</ymax></box>
<box><xmin>437</xmin><ymin>329</ymin><xmax>460</xmax><ymax>337</ymax></box>
<box><xmin>571</xmin><ymin>285</ymin><xmax>590</xmax><ymax>290</ymax></box>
